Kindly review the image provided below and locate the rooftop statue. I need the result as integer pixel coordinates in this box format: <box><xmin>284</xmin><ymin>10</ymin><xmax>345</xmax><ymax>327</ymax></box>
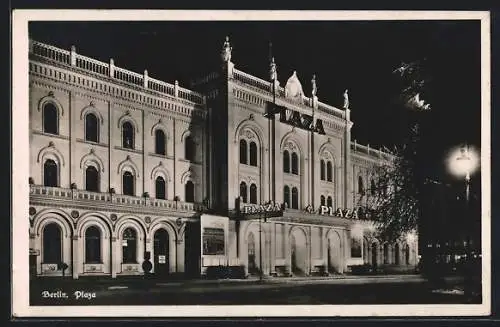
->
<box><xmin>269</xmin><ymin>57</ymin><xmax>277</xmax><ymax>81</ymax></box>
<box><xmin>343</xmin><ymin>89</ymin><xmax>349</xmax><ymax>109</ymax></box>
<box><xmin>311</xmin><ymin>74</ymin><xmax>317</xmax><ymax>97</ymax></box>
<box><xmin>221</xmin><ymin>36</ymin><xmax>232</xmax><ymax>62</ymax></box>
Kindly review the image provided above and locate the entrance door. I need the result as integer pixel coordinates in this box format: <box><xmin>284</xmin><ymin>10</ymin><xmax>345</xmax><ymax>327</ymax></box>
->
<box><xmin>154</xmin><ymin>229</ymin><xmax>169</xmax><ymax>276</ymax></box>
<box><xmin>247</xmin><ymin>232</ymin><xmax>257</xmax><ymax>275</ymax></box>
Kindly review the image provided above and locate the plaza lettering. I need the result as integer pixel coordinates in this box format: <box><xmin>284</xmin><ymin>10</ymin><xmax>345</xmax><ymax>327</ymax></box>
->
<box><xmin>266</xmin><ymin>102</ymin><xmax>325</xmax><ymax>135</ymax></box>
<box><xmin>313</xmin><ymin>205</ymin><xmax>371</xmax><ymax>220</ymax></box>
<box><xmin>243</xmin><ymin>203</ymin><xmax>283</xmax><ymax>215</ymax></box>
<box><xmin>279</xmin><ymin>107</ymin><xmax>325</xmax><ymax>134</ymax></box>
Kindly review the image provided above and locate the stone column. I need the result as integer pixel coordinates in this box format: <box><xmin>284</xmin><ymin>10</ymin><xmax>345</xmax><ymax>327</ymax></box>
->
<box><xmin>308</xmin><ymin>226</ymin><xmax>313</xmax><ymax>275</ymax></box>
<box><xmin>111</xmin><ymin>237</ymin><xmax>117</xmax><ymax>278</ymax></box>
<box><xmin>145</xmin><ymin>238</ymin><xmax>153</xmax><ymax>272</ymax></box>
<box><xmin>176</xmin><ymin>239</ymin><xmax>185</xmax><ymax>274</ymax></box>
<box><xmin>69</xmin><ymin>91</ymin><xmax>76</xmax><ymax>188</ymax></box>
<box><xmin>284</xmin><ymin>223</ymin><xmax>291</xmax><ymax>275</ymax></box>
<box><xmin>322</xmin><ymin>227</ymin><xmax>328</xmax><ymax>272</ymax></box>
<box><xmin>270</xmin><ymin>222</ymin><xmax>276</xmax><ymax>276</ymax></box>
<box><xmin>72</xmin><ymin>235</ymin><xmax>79</xmax><ymax>279</ymax></box>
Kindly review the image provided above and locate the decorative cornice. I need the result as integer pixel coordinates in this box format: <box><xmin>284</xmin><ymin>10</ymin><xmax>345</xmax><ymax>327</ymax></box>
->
<box><xmin>29</xmin><ymin>197</ymin><xmax>201</xmax><ymax>218</ymax></box>
<box><xmin>30</xmin><ymin>61</ymin><xmax>207</xmax><ymax>121</ymax></box>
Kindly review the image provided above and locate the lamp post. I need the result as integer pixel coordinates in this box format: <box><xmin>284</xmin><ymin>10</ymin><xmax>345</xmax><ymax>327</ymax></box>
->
<box><xmin>447</xmin><ymin>144</ymin><xmax>479</xmax><ymax>298</ymax></box>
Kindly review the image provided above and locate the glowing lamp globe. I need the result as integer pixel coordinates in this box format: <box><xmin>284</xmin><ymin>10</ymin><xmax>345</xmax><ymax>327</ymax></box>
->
<box><xmin>447</xmin><ymin>145</ymin><xmax>479</xmax><ymax>178</ymax></box>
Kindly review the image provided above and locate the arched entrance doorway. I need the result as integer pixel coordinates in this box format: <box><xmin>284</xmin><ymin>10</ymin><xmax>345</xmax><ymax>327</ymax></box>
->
<box><xmin>290</xmin><ymin>228</ymin><xmax>307</xmax><ymax>276</ymax></box>
<box><xmin>371</xmin><ymin>242</ymin><xmax>378</xmax><ymax>268</ymax></box>
<box><xmin>247</xmin><ymin>232</ymin><xmax>257</xmax><ymax>275</ymax></box>
<box><xmin>327</xmin><ymin>230</ymin><xmax>342</xmax><ymax>274</ymax></box>
<box><xmin>154</xmin><ymin>229</ymin><xmax>169</xmax><ymax>276</ymax></box>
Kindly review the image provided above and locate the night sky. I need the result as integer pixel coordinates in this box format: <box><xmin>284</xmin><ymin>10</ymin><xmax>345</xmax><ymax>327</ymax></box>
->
<box><xmin>29</xmin><ymin>20</ymin><xmax>482</xmax><ymax>185</ymax></box>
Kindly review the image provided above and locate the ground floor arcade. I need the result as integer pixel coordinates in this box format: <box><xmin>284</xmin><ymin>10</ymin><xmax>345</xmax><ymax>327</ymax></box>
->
<box><xmin>29</xmin><ymin>207</ymin><xmax>418</xmax><ymax>279</ymax></box>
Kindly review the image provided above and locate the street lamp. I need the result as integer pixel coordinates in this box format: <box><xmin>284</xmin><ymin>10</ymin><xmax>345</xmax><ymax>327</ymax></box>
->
<box><xmin>447</xmin><ymin>144</ymin><xmax>479</xmax><ymax>246</ymax></box>
<box><xmin>447</xmin><ymin>144</ymin><xmax>479</xmax><ymax>203</ymax></box>
<box><xmin>447</xmin><ymin>143</ymin><xmax>479</xmax><ymax>298</ymax></box>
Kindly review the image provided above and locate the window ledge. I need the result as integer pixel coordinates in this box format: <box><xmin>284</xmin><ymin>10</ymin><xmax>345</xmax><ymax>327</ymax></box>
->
<box><xmin>76</xmin><ymin>138</ymin><xmax>108</xmax><ymax>147</ymax></box>
<box><xmin>148</xmin><ymin>152</ymin><xmax>174</xmax><ymax>160</ymax></box>
<box><xmin>179</xmin><ymin>158</ymin><xmax>202</xmax><ymax>165</ymax></box>
<box><xmin>32</xmin><ymin>130</ymin><xmax>70</xmax><ymax>140</ymax></box>
<box><xmin>114</xmin><ymin>146</ymin><xmax>143</xmax><ymax>154</ymax></box>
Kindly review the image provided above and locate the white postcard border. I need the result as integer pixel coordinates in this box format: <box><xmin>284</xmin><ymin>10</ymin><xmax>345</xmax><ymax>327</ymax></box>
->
<box><xmin>12</xmin><ymin>9</ymin><xmax>491</xmax><ymax>317</ymax></box>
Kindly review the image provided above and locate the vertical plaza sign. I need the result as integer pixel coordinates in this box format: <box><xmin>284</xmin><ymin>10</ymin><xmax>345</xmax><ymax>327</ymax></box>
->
<box><xmin>266</xmin><ymin>102</ymin><xmax>326</xmax><ymax>135</ymax></box>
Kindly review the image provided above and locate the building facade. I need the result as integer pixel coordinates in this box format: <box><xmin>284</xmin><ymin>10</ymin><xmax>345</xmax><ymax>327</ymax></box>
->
<box><xmin>28</xmin><ymin>37</ymin><xmax>418</xmax><ymax>279</ymax></box>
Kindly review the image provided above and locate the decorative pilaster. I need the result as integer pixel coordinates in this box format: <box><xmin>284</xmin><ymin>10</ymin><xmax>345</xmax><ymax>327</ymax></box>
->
<box><xmin>69</xmin><ymin>91</ymin><xmax>76</xmax><ymax>188</ymax></box>
<box><xmin>343</xmin><ymin>93</ymin><xmax>352</xmax><ymax>207</ymax></box>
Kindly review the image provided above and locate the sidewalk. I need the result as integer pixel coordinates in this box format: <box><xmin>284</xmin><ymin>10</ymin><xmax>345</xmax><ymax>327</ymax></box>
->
<box><xmin>32</xmin><ymin>273</ymin><xmax>447</xmax><ymax>290</ymax></box>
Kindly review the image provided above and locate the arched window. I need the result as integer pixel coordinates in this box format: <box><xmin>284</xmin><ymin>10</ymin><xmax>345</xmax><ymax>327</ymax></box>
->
<box><xmin>283</xmin><ymin>185</ymin><xmax>290</xmax><ymax>209</ymax></box>
<box><xmin>291</xmin><ymin>152</ymin><xmax>299</xmax><ymax>175</ymax></box>
<box><xmin>43</xmin><ymin>223</ymin><xmax>61</xmax><ymax>264</ymax></box>
<box><xmin>283</xmin><ymin>150</ymin><xmax>290</xmax><ymax>173</ymax></box>
<box><xmin>383</xmin><ymin>243</ymin><xmax>389</xmax><ymax>264</ymax></box>
<box><xmin>250</xmin><ymin>183</ymin><xmax>257</xmax><ymax>204</ymax></box>
<box><xmin>43</xmin><ymin>103</ymin><xmax>58</xmax><ymax>135</ymax></box>
<box><xmin>239</xmin><ymin>140</ymin><xmax>247</xmax><ymax>164</ymax></box>
<box><xmin>122</xmin><ymin>122</ymin><xmax>134</xmax><ymax>149</ymax></box>
<box><xmin>370</xmin><ymin>179</ymin><xmax>376</xmax><ymax>195</ymax></box>
<box><xmin>122</xmin><ymin>228</ymin><xmax>137</xmax><ymax>264</ymax></box>
<box><xmin>155</xmin><ymin>176</ymin><xmax>166</xmax><ymax>199</ymax></box>
<box><xmin>155</xmin><ymin>129</ymin><xmax>166</xmax><ymax>155</ymax></box>
<box><xmin>185</xmin><ymin>135</ymin><xmax>195</xmax><ymax>161</ymax></box>
<box><xmin>85</xmin><ymin>113</ymin><xmax>99</xmax><ymax>142</ymax></box>
<box><xmin>122</xmin><ymin>171</ymin><xmax>134</xmax><ymax>196</ymax></box>
<box><xmin>327</xmin><ymin>196</ymin><xmax>333</xmax><ymax>208</ymax></box>
<box><xmin>185</xmin><ymin>181</ymin><xmax>195</xmax><ymax>202</ymax></box>
<box><xmin>249</xmin><ymin>142</ymin><xmax>257</xmax><ymax>166</ymax></box>
<box><xmin>240</xmin><ymin>181</ymin><xmax>248</xmax><ymax>203</ymax></box>
<box><xmin>85</xmin><ymin>166</ymin><xmax>99</xmax><ymax>192</ymax></box>
<box><xmin>85</xmin><ymin>226</ymin><xmax>101</xmax><ymax>263</ymax></box>
<box><xmin>43</xmin><ymin>159</ymin><xmax>58</xmax><ymax>187</ymax></box>
<box><xmin>291</xmin><ymin>187</ymin><xmax>299</xmax><ymax>209</ymax></box>
<box><xmin>320</xmin><ymin>160</ymin><xmax>326</xmax><ymax>181</ymax></box>
<box><xmin>358</xmin><ymin>176</ymin><xmax>365</xmax><ymax>195</ymax></box>
<box><xmin>326</xmin><ymin>161</ymin><xmax>332</xmax><ymax>182</ymax></box>
<box><xmin>320</xmin><ymin>195</ymin><xmax>325</xmax><ymax>206</ymax></box>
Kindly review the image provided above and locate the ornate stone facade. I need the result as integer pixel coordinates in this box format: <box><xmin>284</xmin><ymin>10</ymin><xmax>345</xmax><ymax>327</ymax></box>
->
<box><xmin>29</xmin><ymin>38</ymin><xmax>418</xmax><ymax>279</ymax></box>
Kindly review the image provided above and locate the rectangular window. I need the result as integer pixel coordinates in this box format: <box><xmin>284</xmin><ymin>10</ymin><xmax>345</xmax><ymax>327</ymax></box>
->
<box><xmin>202</xmin><ymin>227</ymin><xmax>225</xmax><ymax>255</ymax></box>
<box><xmin>351</xmin><ymin>238</ymin><xmax>362</xmax><ymax>258</ymax></box>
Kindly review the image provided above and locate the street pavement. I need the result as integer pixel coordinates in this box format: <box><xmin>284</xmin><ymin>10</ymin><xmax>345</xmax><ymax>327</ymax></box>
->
<box><xmin>31</xmin><ymin>274</ymin><xmax>479</xmax><ymax>306</ymax></box>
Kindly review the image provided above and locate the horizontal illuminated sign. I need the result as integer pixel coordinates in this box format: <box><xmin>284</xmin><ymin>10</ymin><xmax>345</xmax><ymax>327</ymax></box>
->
<box><xmin>305</xmin><ymin>205</ymin><xmax>371</xmax><ymax>220</ymax></box>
